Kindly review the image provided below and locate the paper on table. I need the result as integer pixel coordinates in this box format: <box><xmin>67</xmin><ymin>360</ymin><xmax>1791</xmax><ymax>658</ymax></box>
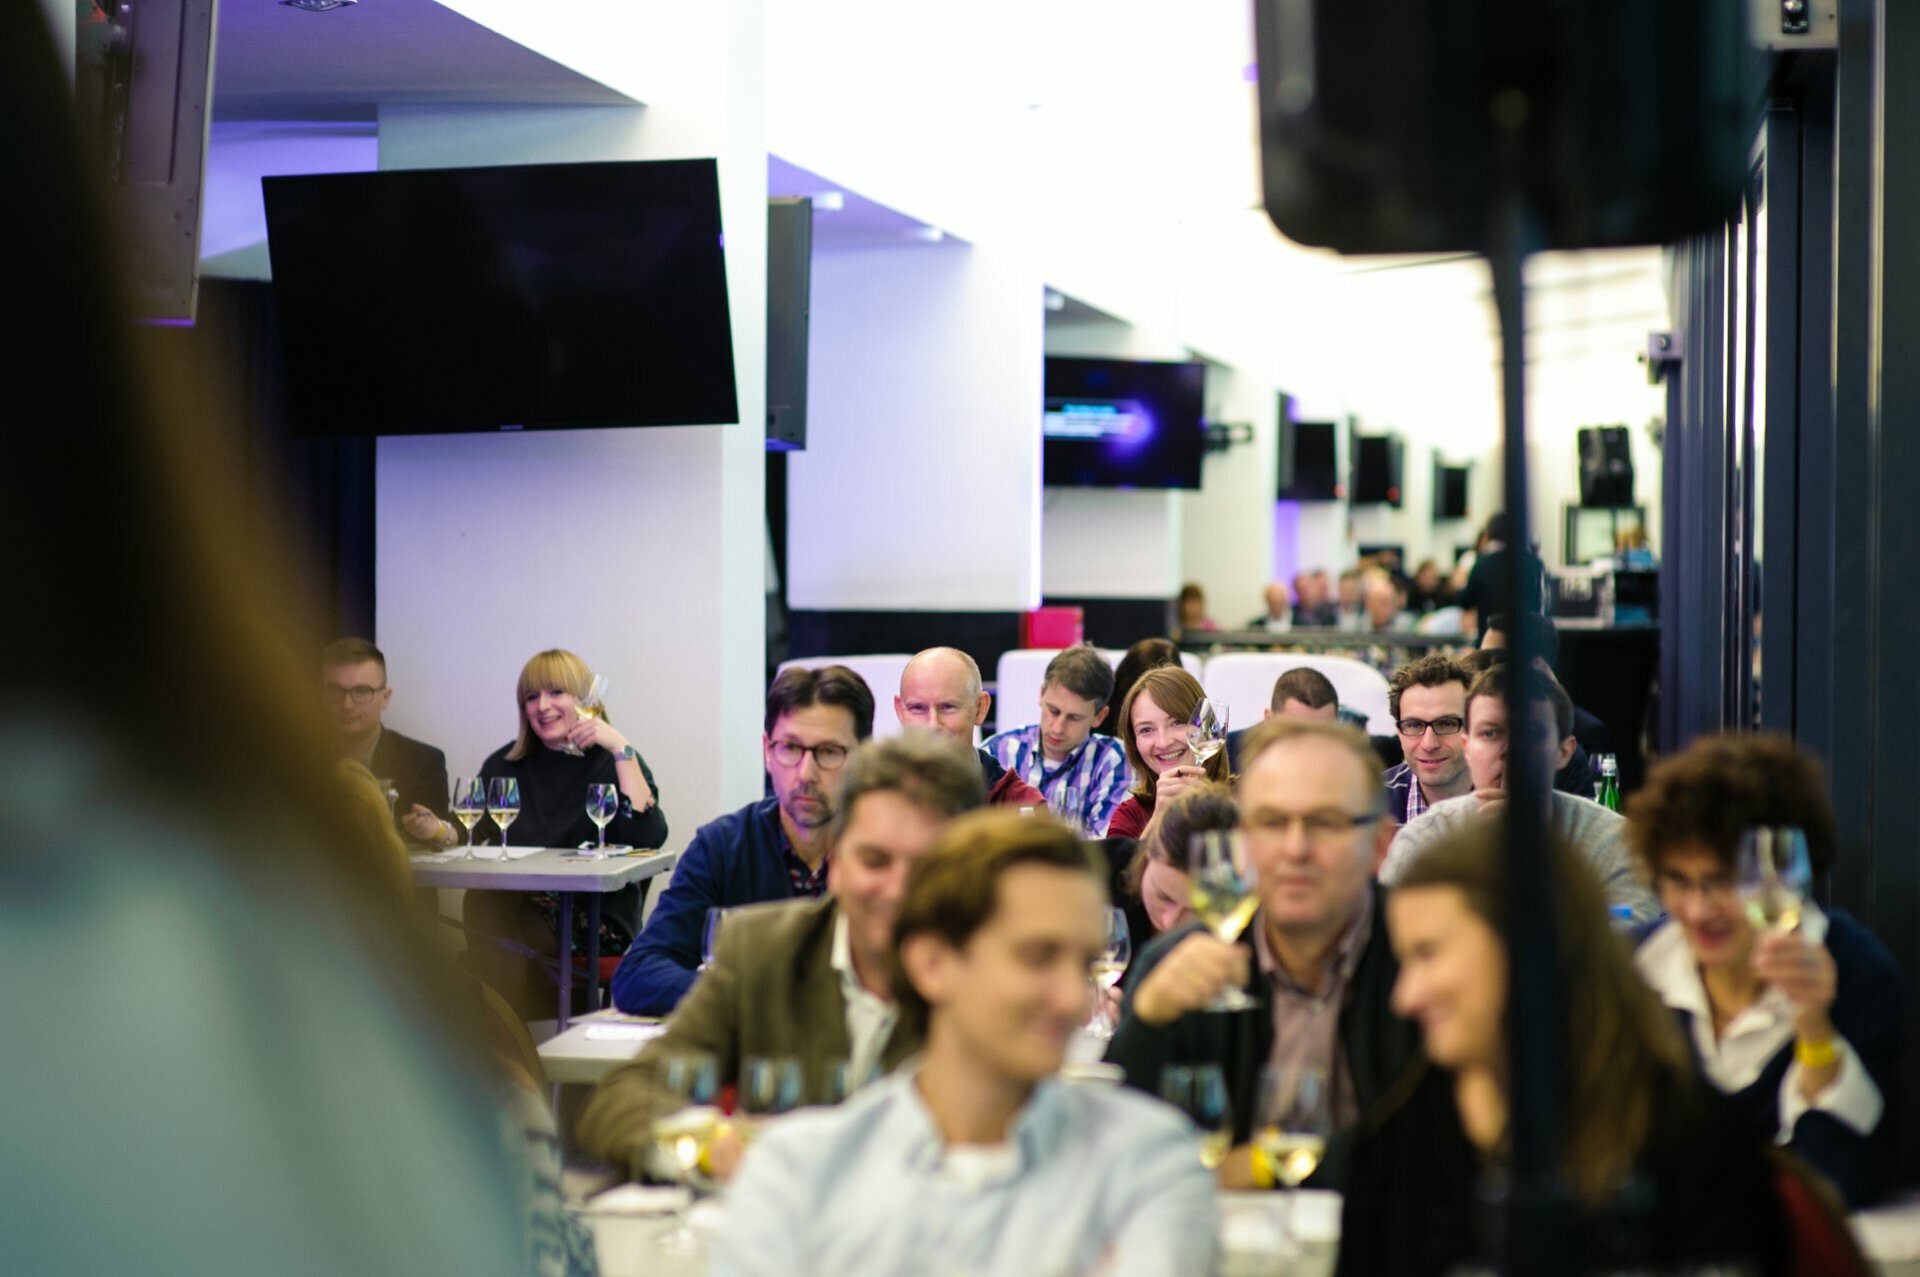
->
<box><xmin>583</xmin><ymin>1023</ymin><xmax>668</xmax><ymax>1043</ymax></box>
<box><xmin>409</xmin><ymin>852</ymin><xmax>459</xmax><ymax>865</ymax></box>
<box><xmin>575</xmin><ymin>1184</ymin><xmax>690</xmax><ymax>1216</ymax></box>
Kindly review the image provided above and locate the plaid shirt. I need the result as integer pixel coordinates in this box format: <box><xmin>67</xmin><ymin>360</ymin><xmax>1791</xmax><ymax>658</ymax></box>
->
<box><xmin>1383</xmin><ymin>762</ymin><xmax>1428</xmax><ymax>827</ymax></box>
<box><xmin>980</xmin><ymin>726</ymin><xmax>1133</xmax><ymax>835</ymax></box>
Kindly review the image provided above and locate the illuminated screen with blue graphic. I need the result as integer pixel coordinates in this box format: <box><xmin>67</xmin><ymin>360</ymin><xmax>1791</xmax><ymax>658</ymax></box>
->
<box><xmin>1042</xmin><ymin>357</ymin><xmax>1206</xmax><ymax>490</ymax></box>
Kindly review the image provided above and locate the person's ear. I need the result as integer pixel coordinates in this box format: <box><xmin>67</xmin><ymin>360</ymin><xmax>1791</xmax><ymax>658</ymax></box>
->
<box><xmin>1093</xmin><ymin>705</ymin><xmax>1110</xmax><ymax>730</ymax></box>
<box><xmin>893</xmin><ymin>695</ymin><xmax>907</xmax><ymax>725</ymax></box>
<box><xmin>1261</xmin><ymin>706</ymin><xmax>1272</xmax><ymax>721</ymax></box>
<box><xmin>1557</xmin><ymin>736</ymin><xmax>1579</xmax><ymax>771</ymax></box>
<box><xmin>899</xmin><ymin>932</ymin><xmax>955</xmax><ymax>1010</ymax></box>
<box><xmin>974</xmin><ymin>692</ymin><xmax>991</xmax><ymax>726</ymax></box>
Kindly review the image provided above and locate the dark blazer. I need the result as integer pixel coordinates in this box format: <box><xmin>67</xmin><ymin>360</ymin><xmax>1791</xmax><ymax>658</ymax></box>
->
<box><xmin>1335</xmin><ymin>1064</ymin><xmax>1789</xmax><ymax>1277</ymax></box>
<box><xmin>1103</xmin><ymin>882</ymin><xmax>1423</xmax><ymax>1190</ymax></box>
<box><xmin>1642</xmin><ymin>909</ymin><xmax>1904</xmax><ymax>1208</ymax></box>
<box><xmin>368</xmin><ymin>727</ymin><xmax>450</xmax><ymax>832</ymax></box>
<box><xmin>612</xmin><ymin>798</ymin><xmax>808</xmax><ymax>1016</ymax></box>
<box><xmin>579</xmin><ymin>896</ymin><xmax>922</xmax><ymax>1178</ymax></box>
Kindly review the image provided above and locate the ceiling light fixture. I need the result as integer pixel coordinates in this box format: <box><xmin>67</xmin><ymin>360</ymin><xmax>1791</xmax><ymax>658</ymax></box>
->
<box><xmin>281</xmin><ymin>0</ymin><xmax>358</xmax><ymax>11</ymax></box>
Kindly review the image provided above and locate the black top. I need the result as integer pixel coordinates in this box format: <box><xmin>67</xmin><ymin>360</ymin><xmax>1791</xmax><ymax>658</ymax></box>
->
<box><xmin>367</xmin><ymin>727</ymin><xmax>450</xmax><ymax>831</ymax></box>
<box><xmin>477</xmin><ymin>742</ymin><xmax>669</xmax><ymax>941</ymax></box>
<box><xmin>1458</xmin><ymin>545</ymin><xmax>1546</xmax><ymax>635</ymax></box>
<box><xmin>1335</xmin><ymin>1065</ymin><xmax>1789</xmax><ymax>1277</ymax></box>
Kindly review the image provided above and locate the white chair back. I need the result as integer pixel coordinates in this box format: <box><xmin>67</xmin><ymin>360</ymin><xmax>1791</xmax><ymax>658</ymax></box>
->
<box><xmin>1200</xmin><ymin>652</ymin><xmax>1395</xmax><ymax>738</ymax></box>
<box><xmin>995</xmin><ymin>647</ymin><xmax>1206</xmax><ymax>734</ymax></box>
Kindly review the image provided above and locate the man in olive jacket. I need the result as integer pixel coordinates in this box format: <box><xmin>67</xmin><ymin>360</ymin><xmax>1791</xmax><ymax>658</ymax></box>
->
<box><xmin>1104</xmin><ymin>718</ymin><xmax>1424</xmax><ymax>1192</ymax></box>
<box><xmin>578</xmin><ymin>734</ymin><xmax>985</xmax><ymax>1180</ymax></box>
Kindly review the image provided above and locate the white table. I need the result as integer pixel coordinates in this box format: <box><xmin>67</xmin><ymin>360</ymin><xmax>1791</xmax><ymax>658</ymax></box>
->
<box><xmin>412</xmin><ymin>846</ymin><xmax>678</xmax><ymax>1029</ymax></box>
<box><xmin>538</xmin><ymin>1007</ymin><xmax>667</xmax><ymax>1085</ymax></box>
<box><xmin>579</xmin><ymin>1190</ymin><xmax>1337</xmax><ymax>1277</ymax></box>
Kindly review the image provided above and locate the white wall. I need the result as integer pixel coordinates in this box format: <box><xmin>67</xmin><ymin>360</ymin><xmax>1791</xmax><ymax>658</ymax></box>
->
<box><xmin>199</xmin><ymin>122</ymin><xmax>378</xmax><ymax>279</ymax></box>
<box><xmin>785</xmin><ymin>238</ymin><xmax>1042</xmax><ymax>611</ymax></box>
<box><xmin>372</xmin><ymin>8</ymin><xmax>767</xmax><ymax>832</ymax></box>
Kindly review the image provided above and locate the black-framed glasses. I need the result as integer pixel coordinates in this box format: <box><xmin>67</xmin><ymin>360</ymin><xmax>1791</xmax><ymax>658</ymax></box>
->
<box><xmin>1395</xmin><ymin>715</ymin><xmax>1465</xmax><ymax>739</ymax></box>
<box><xmin>323</xmin><ymin>683</ymin><xmax>385</xmax><ymax>705</ymax></box>
<box><xmin>1244</xmin><ymin>809</ymin><xmax>1384</xmax><ymax>841</ymax></box>
<box><xmin>768</xmin><ymin>739</ymin><xmax>851</xmax><ymax>770</ymax></box>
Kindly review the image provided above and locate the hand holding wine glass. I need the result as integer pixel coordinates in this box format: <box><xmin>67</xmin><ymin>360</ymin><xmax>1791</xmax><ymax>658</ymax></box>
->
<box><xmin>1188</xmin><ymin>831</ymin><xmax>1259</xmax><ymax>1012</ymax></box>
<box><xmin>1736</xmin><ymin>826</ymin><xmax>1812</xmax><ymax>932</ymax></box>
<box><xmin>561</xmin><ymin>674</ymin><xmax>609</xmax><ymax>757</ymax></box>
<box><xmin>1187</xmin><ymin>697</ymin><xmax>1228</xmax><ymax>768</ymax></box>
<box><xmin>450</xmin><ymin>777</ymin><xmax>487</xmax><ymax>859</ymax></box>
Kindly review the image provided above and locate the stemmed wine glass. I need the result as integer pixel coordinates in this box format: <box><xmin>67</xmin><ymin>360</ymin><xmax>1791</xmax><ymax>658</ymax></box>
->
<box><xmin>1736</xmin><ymin>826</ymin><xmax>1813</xmax><ymax>931</ymax></box>
<box><xmin>651</xmin><ymin>1053</ymin><xmax>720</xmax><ymax>1256</ymax></box>
<box><xmin>450</xmin><ymin>777</ymin><xmax>487</xmax><ymax>859</ymax></box>
<box><xmin>1189</xmin><ymin>831</ymin><xmax>1258</xmax><ymax>1011</ymax></box>
<box><xmin>585</xmin><ymin>782</ymin><xmax>619</xmax><ymax>849</ymax></box>
<box><xmin>1188</xmin><ymin>697</ymin><xmax>1229</xmax><ymax>769</ymax></box>
<box><xmin>818</xmin><ymin>1058</ymin><xmax>857</xmax><ymax>1106</ymax></box>
<box><xmin>561</xmin><ymin>674</ymin><xmax>609</xmax><ymax>757</ymax></box>
<box><xmin>1160</xmin><ymin>1063</ymin><xmax>1234</xmax><ymax>1170</ymax></box>
<box><xmin>487</xmin><ymin>776</ymin><xmax>520</xmax><ymax>854</ymax></box>
<box><xmin>1255</xmin><ymin>1064</ymin><xmax>1332</xmax><ymax>1255</ymax></box>
<box><xmin>739</xmin><ymin>1057</ymin><xmax>805</xmax><ymax>1139</ymax></box>
<box><xmin>698</xmin><ymin>908</ymin><xmax>729</xmax><ymax>974</ymax></box>
<box><xmin>1085</xmin><ymin>907</ymin><xmax>1131</xmax><ymax>1040</ymax></box>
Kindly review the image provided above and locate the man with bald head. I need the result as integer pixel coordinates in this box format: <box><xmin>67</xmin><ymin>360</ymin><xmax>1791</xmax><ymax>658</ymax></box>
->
<box><xmin>896</xmin><ymin>647</ymin><xmax>1046</xmax><ymax>810</ymax></box>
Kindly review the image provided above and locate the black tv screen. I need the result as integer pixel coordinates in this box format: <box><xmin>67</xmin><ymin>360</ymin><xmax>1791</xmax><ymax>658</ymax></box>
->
<box><xmin>1042</xmin><ymin>357</ymin><xmax>1206</xmax><ymax>490</ymax></box>
<box><xmin>1281</xmin><ymin>419</ymin><xmax>1340</xmax><ymax>501</ymax></box>
<box><xmin>263</xmin><ymin>159</ymin><xmax>738</xmax><ymax>436</ymax></box>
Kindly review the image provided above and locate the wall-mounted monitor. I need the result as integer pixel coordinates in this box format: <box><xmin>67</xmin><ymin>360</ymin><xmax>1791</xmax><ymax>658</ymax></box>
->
<box><xmin>1280</xmin><ymin>405</ymin><xmax>1342</xmax><ymax>501</ymax></box>
<box><xmin>1352</xmin><ymin>433</ymin><xmax>1403</xmax><ymax>507</ymax></box>
<box><xmin>264</xmin><ymin>159</ymin><xmax>738</xmax><ymax>437</ymax></box>
<box><xmin>1434</xmin><ymin>462</ymin><xmax>1470</xmax><ymax>520</ymax></box>
<box><xmin>1042</xmin><ymin>357</ymin><xmax>1207</xmax><ymax>490</ymax></box>
<box><xmin>1564</xmin><ymin>504</ymin><xmax>1647</xmax><ymax>564</ymax></box>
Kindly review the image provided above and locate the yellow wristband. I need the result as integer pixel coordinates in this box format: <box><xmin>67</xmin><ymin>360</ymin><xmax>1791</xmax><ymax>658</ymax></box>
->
<box><xmin>696</xmin><ymin>1142</ymin><xmax>716</xmax><ymax>1177</ymax></box>
<box><xmin>1796</xmin><ymin>1036</ymin><xmax>1840</xmax><ymax>1070</ymax></box>
<box><xmin>1249</xmin><ymin>1144</ymin><xmax>1276</xmax><ymax>1191</ymax></box>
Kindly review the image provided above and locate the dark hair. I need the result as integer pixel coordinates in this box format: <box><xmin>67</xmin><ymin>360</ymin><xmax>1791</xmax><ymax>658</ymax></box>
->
<box><xmin>1625</xmin><ymin>733</ymin><xmax>1836</xmax><ymax>879</ymax></box>
<box><xmin>1100</xmin><ymin>638</ymin><xmax>1182</xmax><ymax>738</ymax></box>
<box><xmin>1124</xmin><ymin>783</ymin><xmax>1236</xmax><ymax>899</ymax></box>
<box><xmin>322</xmin><ymin>637</ymin><xmax>387</xmax><ymax>678</ymax></box>
<box><xmin>1043</xmin><ymin>644</ymin><xmax>1116</xmax><ymax>709</ymax></box>
<box><xmin>1456</xmin><ymin>648</ymin><xmax>1508</xmax><ymax>678</ymax></box>
<box><xmin>827</xmin><ymin>734</ymin><xmax>986</xmax><ymax>848</ymax></box>
<box><xmin>1484</xmin><ymin>512</ymin><xmax>1512</xmax><ymax>544</ymax></box>
<box><xmin>1486</xmin><ymin>613</ymin><xmax>1561</xmax><ymax>670</ymax></box>
<box><xmin>1270</xmin><ymin>667</ymin><xmax>1338</xmax><ymax>712</ymax></box>
<box><xmin>1177</xmin><ymin>583</ymin><xmax>1206</xmax><ymax>607</ymax></box>
<box><xmin>765</xmin><ymin>664</ymin><xmax>875</xmax><ymax>740</ymax></box>
<box><xmin>1387</xmin><ymin>654</ymin><xmax>1470</xmax><ymax>719</ymax></box>
<box><xmin>891</xmin><ymin>810</ymin><xmax>1102</xmax><ymax>1033</ymax></box>
<box><xmin>1395</xmin><ymin>823</ymin><xmax>1696</xmax><ymax>1204</ymax></box>
<box><xmin>1465</xmin><ymin>663</ymin><xmax>1572</xmax><ymax>742</ymax></box>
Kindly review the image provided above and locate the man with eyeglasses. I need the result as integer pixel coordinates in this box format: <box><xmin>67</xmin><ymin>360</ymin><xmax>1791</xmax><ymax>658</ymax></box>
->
<box><xmin>321</xmin><ymin>637</ymin><xmax>456</xmax><ymax>847</ymax></box>
<box><xmin>611</xmin><ymin>665</ymin><xmax>875</xmax><ymax>1015</ymax></box>
<box><xmin>1106</xmin><ymin>718</ymin><xmax>1423</xmax><ymax>1193</ymax></box>
<box><xmin>1381</xmin><ymin>655</ymin><xmax>1474</xmax><ymax>830</ymax></box>
<box><xmin>1379</xmin><ymin>665</ymin><xmax>1659</xmax><ymax>922</ymax></box>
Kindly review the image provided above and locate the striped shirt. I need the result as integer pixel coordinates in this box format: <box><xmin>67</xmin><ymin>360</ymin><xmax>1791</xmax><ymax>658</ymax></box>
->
<box><xmin>981</xmin><ymin>725</ymin><xmax>1133</xmax><ymax>836</ymax></box>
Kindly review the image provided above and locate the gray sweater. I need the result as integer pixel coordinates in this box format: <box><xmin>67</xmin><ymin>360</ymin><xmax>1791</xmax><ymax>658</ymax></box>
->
<box><xmin>1379</xmin><ymin>791</ymin><xmax>1661</xmax><ymax>924</ymax></box>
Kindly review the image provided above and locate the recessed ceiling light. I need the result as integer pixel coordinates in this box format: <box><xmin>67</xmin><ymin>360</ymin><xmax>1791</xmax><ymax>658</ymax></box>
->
<box><xmin>281</xmin><ymin>0</ymin><xmax>358</xmax><ymax>10</ymax></box>
<box><xmin>813</xmin><ymin>191</ymin><xmax>845</xmax><ymax>212</ymax></box>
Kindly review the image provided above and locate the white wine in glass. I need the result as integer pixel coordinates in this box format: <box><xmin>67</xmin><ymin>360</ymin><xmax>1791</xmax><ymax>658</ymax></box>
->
<box><xmin>1736</xmin><ymin>826</ymin><xmax>1812</xmax><ymax>931</ymax></box>
<box><xmin>1160</xmin><ymin>1064</ymin><xmax>1234</xmax><ymax>1169</ymax></box>
<box><xmin>1190</xmin><ymin>831</ymin><xmax>1258</xmax><ymax>1012</ymax></box>
<box><xmin>562</xmin><ymin>674</ymin><xmax>610</xmax><ymax>757</ymax></box>
<box><xmin>585</xmin><ymin>782</ymin><xmax>619</xmax><ymax>849</ymax></box>
<box><xmin>1257</xmin><ymin>1064</ymin><xmax>1332</xmax><ymax>1255</ymax></box>
<box><xmin>1258</xmin><ymin>1130</ymin><xmax>1327</xmax><ymax>1187</ymax></box>
<box><xmin>1188</xmin><ymin>697</ymin><xmax>1229</xmax><ymax>767</ymax></box>
<box><xmin>451</xmin><ymin>777</ymin><xmax>487</xmax><ymax>859</ymax></box>
<box><xmin>488</xmin><ymin>776</ymin><xmax>520</xmax><ymax>851</ymax></box>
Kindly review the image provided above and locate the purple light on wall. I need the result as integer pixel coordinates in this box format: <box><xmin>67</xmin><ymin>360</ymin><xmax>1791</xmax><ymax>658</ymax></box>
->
<box><xmin>1273</xmin><ymin>500</ymin><xmax>1302</xmax><ymax>585</ymax></box>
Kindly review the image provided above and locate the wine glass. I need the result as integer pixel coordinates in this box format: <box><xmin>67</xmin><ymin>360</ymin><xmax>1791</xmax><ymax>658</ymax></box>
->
<box><xmin>698</xmin><ymin>908</ymin><xmax>729</xmax><ymax>974</ymax></box>
<box><xmin>1047</xmin><ymin>783</ymin><xmax>1087</xmax><ymax>837</ymax></box>
<box><xmin>450</xmin><ymin>777</ymin><xmax>487</xmax><ymax>859</ymax></box>
<box><xmin>487</xmin><ymin>776</ymin><xmax>520</xmax><ymax>853</ymax></box>
<box><xmin>1256</xmin><ymin>1065</ymin><xmax>1332</xmax><ymax>1255</ymax></box>
<box><xmin>561</xmin><ymin>674</ymin><xmax>609</xmax><ymax>757</ymax></box>
<box><xmin>1188</xmin><ymin>697</ymin><xmax>1229</xmax><ymax>769</ymax></box>
<box><xmin>374</xmin><ymin>777</ymin><xmax>398</xmax><ymax>817</ymax></box>
<box><xmin>739</xmin><ymin>1057</ymin><xmax>805</xmax><ymax>1138</ymax></box>
<box><xmin>1085</xmin><ymin>907</ymin><xmax>1131</xmax><ymax>1040</ymax></box>
<box><xmin>817</xmin><ymin>1058</ymin><xmax>856</xmax><ymax>1106</ymax></box>
<box><xmin>652</xmin><ymin>1053</ymin><xmax>720</xmax><ymax>1255</ymax></box>
<box><xmin>1160</xmin><ymin>1063</ymin><xmax>1234</xmax><ymax>1170</ymax></box>
<box><xmin>585</xmin><ymin>782</ymin><xmax>618</xmax><ymax>849</ymax></box>
<box><xmin>1736</xmin><ymin>826</ymin><xmax>1813</xmax><ymax>932</ymax></box>
<box><xmin>1189</xmin><ymin>831</ymin><xmax>1258</xmax><ymax>1011</ymax></box>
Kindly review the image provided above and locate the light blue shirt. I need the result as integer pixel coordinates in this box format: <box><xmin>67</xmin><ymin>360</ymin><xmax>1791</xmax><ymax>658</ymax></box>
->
<box><xmin>711</xmin><ymin>1067</ymin><xmax>1218</xmax><ymax>1277</ymax></box>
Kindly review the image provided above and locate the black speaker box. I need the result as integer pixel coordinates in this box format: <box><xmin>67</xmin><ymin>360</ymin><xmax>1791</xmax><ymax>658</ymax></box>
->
<box><xmin>1577</xmin><ymin>425</ymin><xmax>1634</xmax><ymax>507</ymax></box>
<box><xmin>1434</xmin><ymin>463</ymin><xmax>1471</xmax><ymax>520</ymax></box>
<box><xmin>1252</xmin><ymin>0</ymin><xmax>1753</xmax><ymax>254</ymax></box>
<box><xmin>767</xmin><ymin>198</ymin><xmax>813</xmax><ymax>450</ymax></box>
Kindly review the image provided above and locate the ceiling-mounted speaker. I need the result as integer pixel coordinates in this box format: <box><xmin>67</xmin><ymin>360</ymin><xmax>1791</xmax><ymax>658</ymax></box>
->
<box><xmin>1252</xmin><ymin>0</ymin><xmax>1755</xmax><ymax>255</ymax></box>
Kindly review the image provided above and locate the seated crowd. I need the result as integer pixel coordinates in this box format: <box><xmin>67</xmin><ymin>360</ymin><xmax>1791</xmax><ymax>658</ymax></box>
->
<box><xmin>335</xmin><ymin>620</ymin><xmax>1904</xmax><ymax>1275</ymax></box>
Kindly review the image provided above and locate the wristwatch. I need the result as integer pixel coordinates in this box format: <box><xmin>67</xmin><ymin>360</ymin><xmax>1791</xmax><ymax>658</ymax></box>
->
<box><xmin>615</xmin><ymin>743</ymin><xmax>640</xmax><ymax>761</ymax></box>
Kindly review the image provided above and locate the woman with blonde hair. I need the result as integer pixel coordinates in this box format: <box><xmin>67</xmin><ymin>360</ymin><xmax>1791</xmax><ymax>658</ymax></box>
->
<box><xmin>464</xmin><ymin>649</ymin><xmax>668</xmax><ymax>1016</ymax></box>
<box><xmin>1337</xmin><ymin>825</ymin><xmax>1787</xmax><ymax>1275</ymax></box>
<box><xmin>1105</xmin><ymin>666</ymin><xmax>1230</xmax><ymax>839</ymax></box>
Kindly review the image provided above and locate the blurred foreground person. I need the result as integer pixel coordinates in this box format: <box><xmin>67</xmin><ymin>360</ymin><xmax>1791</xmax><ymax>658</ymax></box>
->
<box><xmin>0</xmin><ymin>7</ymin><xmax>552</xmax><ymax>1272</ymax></box>
<box><xmin>1339</xmin><ymin>827</ymin><xmax>1788</xmax><ymax>1277</ymax></box>
<box><xmin>1629</xmin><ymin>734</ymin><xmax>1902</xmax><ymax>1208</ymax></box>
<box><xmin>712</xmin><ymin>811</ymin><xmax>1216</xmax><ymax>1277</ymax></box>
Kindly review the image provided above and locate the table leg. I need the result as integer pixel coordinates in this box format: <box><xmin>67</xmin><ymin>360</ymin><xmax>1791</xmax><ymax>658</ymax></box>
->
<box><xmin>587</xmin><ymin>893</ymin><xmax>604</xmax><ymax>1012</ymax></box>
<box><xmin>558</xmin><ymin>893</ymin><xmax>575</xmax><ymax>1032</ymax></box>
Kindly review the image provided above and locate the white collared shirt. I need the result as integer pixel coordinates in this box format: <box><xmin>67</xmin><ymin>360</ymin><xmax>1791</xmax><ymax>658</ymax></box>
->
<box><xmin>1634</xmin><ymin>904</ymin><xmax>1883</xmax><ymax>1141</ymax></box>
<box><xmin>831</xmin><ymin>911</ymin><xmax>899</xmax><ymax>1090</ymax></box>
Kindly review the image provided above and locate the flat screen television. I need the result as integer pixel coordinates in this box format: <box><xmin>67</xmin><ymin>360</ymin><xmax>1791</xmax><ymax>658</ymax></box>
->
<box><xmin>1281</xmin><ymin>418</ymin><xmax>1341</xmax><ymax>501</ymax></box>
<box><xmin>1042</xmin><ymin>357</ymin><xmax>1206</xmax><ymax>490</ymax></box>
<box><xmin>1352</xmin><ymin>434</ymin><xmax>1403</xmax><ymax>506</ymax></box>
<box><xmin>263</xmin><ymin>159</ymin><xmax>738</xmax><ymax>436</ymax></box>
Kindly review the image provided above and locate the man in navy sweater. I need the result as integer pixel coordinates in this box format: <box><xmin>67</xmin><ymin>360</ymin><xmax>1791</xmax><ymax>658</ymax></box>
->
<box><xmin>612</xmin><ymin>665</ymin><xmax>874</xmax><ymax>1015</ymax></box>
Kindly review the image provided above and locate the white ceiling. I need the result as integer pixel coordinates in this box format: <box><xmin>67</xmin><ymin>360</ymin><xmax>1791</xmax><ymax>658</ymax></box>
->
<box><xmin>211</xmin><ymin>0</ymin><xmax>634</xmax><ymax>120</ymax></box>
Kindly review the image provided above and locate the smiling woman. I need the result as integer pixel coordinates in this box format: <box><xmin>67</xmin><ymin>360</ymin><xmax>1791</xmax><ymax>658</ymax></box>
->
<box><xmin>1106</xmin><ymin>667</ymin><xmax>1230</xmax><ymax>839</ymax></box>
